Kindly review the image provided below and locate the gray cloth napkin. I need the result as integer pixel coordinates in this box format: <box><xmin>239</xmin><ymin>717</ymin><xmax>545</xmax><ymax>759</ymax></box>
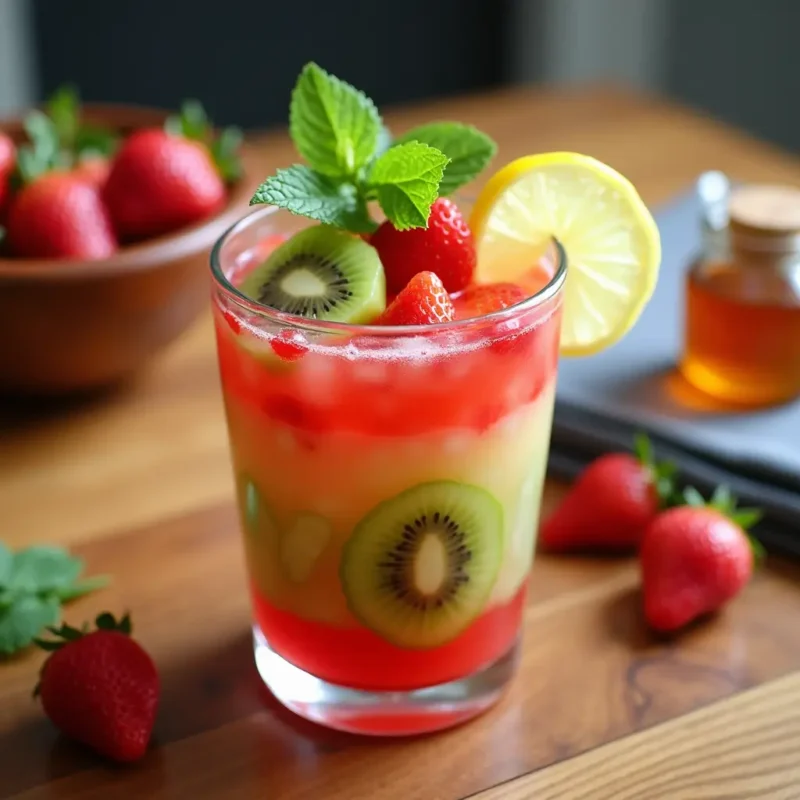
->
<box><xmin>548</xmin><ymin>188</ymin><xmax>800</xmax><ymax>556</ymax></box>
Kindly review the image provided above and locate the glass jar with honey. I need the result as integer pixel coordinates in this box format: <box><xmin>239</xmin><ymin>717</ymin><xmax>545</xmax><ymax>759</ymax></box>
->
<box><xmin>680</xmin><ymin>176</ymin><xmax>800</xmax><ymax>406</ymax></box>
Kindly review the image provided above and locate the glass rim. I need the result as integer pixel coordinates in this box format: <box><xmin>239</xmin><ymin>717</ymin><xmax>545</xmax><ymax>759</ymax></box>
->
<box><xmin>209</xmin><ymin>204</ymin><xmax>568</xmax><ymax>336</ymax></box>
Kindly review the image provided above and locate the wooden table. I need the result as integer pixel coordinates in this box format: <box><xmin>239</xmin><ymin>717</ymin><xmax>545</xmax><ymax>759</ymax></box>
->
<box><xmin>2</xmin><ymin>84</ymin><xmax>800</xmax><ymax>800</ymax></box>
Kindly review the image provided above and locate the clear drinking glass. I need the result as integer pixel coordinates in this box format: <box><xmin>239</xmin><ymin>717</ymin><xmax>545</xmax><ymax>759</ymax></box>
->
<box><xmin>210</xmin><ymin>205</ymin><xmax>566</xmax><ymax>735</ymax></box>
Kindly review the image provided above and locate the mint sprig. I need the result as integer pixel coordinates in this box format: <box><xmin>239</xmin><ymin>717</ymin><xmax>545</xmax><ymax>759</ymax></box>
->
<box><xmin>0</xmin><ymin>543</ymin><xmax>109</xmax><ymax>656</ymax></box>
<box><xmin>251</xmin><ymin>63</ymin><xmax>497</xmax><ymax>233</ymax></box>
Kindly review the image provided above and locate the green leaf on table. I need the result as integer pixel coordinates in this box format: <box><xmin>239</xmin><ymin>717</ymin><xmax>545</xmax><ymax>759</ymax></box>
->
<box><xmin>394</xmin><ymin>122</ymin><xmax>497</xmax><ymax>195</ymax></box>
<box><xmin>251</xmin><ymin>164</ymin><xmax>376</xmax><ymax>233</ymax></box>
<box><xmin>9</xmin><ymin>546</ymin><xmax>83</xmax><ymax>594</ymax></box>
<box><xmin>289</xmin><ymin>62</ymin><xmax>382</xmax><ymax>178</ymax></box>
<box><xmin>0</xmin><ymin>543</ymin><xmax>109</xmax><ymax>657</ymax></box>
<box><xmin>0</xmin><ymin>594</ymin><xmax>60</xmax><ymax>656</ymax></box>
<box><xmin>0</xmin><ymin>541</ymin><xmax>12</xmax><ymax>587</ymax></box>
<box><xmin>367</xmin><ymin>141</ymin><xmax>449</xmax><ymax>230</ymax></box>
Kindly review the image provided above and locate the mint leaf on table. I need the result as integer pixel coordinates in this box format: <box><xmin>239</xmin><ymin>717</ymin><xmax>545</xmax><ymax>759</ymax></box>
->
<box><xmin>0</xmin><ymin>543</ymin><xmax>109</xmax><ymax>657</ymax></box>
<box><xmin>9</xmin><ymin>546</ymin><xmax>83</xmax><ymax>593</ymax></box>
<box><xmin>251</xmin><ymin>165</ymin><xmax>376</xmax><ymax>233</ymax></box>
<box><xmin>290</xmin><ymin>62</ymin><xmax>381</xmax><ymax>179</ymax></box>
<box><xmin>367</xmin><ymin>141</ymin><xmax>449</xmax><ymax>230</ymax></box>
<box><xmin>0</xmin><ymin>595</ymin><xmax>60</xmax><ymax>656</ymax></box>
<box><xmin>395</xmin><ymin>122</ymin><xmax>497</xmax><ymax>195</ymax></box>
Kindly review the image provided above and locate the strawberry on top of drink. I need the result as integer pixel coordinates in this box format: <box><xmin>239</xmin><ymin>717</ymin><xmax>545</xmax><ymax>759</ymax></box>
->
<box><xmin>0</xmin><ymin>87</ymin><xmax>242</xmax><ymax>260</ymax></box>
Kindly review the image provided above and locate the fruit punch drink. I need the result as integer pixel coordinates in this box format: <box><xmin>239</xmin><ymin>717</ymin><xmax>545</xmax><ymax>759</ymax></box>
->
<box><xmin>212</xmin><ymin>208</ymin><xmax>564</xmax><ymax>733</ymax></box>
<box><xmin>211</xmin><ymin>63</ymin><xmax>660</xmax><ymax>734</ymax></box>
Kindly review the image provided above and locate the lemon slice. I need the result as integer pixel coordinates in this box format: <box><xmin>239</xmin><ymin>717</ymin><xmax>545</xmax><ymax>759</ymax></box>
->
<box><xmin>469</xmin><ymin>152</ymin><xmax>661</xmax><ymax>356</ymax></box>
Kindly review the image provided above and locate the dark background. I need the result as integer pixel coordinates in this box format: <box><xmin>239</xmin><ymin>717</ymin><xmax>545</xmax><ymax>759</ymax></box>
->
<box><xmin>23</xmin><ymin>0</ymin><xmax>800</xmax><ymax>152</ymax></box>
<box><xmin>32</xmin><ymin>0</ymin><xmax>517</xmax><ymax>129</ymax></box>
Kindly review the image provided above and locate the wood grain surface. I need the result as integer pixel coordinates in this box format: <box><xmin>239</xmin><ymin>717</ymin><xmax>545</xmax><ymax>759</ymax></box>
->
<box><xmin>2</xmin><ymin>84</ymin><xmax>800</xmax><ymax>800</ymax></box>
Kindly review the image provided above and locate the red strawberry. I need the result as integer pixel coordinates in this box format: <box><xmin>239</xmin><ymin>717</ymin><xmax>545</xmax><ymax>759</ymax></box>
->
<box><xmin>0</xmin><ymin>131</ymin><xmax>16</xmax><ymax>219</ymax></box>
<box><xmin>35</xmin><ymin>613</ymin><xmax>159</xmax><ymax>763</ymax></box>
<box><xmin>371</xmin><ymin>197</ymin><xmax>476</xmax><ymax>294</ymax></box>
<box><xmin>454</xmin><ymin>282</ymin><xmax>527</xmax><ymax>320</ymax></box>
<box><xmin>72</xmin><ymin>155</ymin><xmax>111</xmax><ymax>190</ymax></box>
<box><xmin>270</xmin><ymin>329</ymin><xmax>308</xmax><ymax>362</ymax></box>
<box><xmin>104</xmin><ymin>128</ymin><xmax>226</xmax><ymax>241</ymax></box>
<box><xmin>640</xmin><ymin>486</ymin><xmax>761</xmax><ymax>632</ymax></box>
<box><xmin>7</xmin><ymin>172</ymin><xmax>117</xmax><ymax>260</ymax></box>
<box><xmin>540</xmin><ymin>434</ymin><xmax>675</xmax><ymax>552</ymax></box>
<box><xmin>377</xmin><ymin>271</ymin><xmax>456</xmax><ymax>325</ymax></box>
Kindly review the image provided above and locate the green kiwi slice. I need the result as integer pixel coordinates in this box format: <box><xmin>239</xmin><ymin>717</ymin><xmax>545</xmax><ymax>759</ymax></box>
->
<box><xmin>239</xmin><ymin>226</ymin><xmax>386</xmax><ymax>323</ymax></box>
<box><xmin>340</xmin><ymin>481</ymin><xmax>504</xmax><ymax>649</ymax></box>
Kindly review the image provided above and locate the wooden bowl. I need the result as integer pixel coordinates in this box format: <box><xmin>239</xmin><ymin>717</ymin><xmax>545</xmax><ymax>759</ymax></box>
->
<box><xmin>0</xmin><ymin>104</ymin><xmax>262</xmax><ymax>396</ymax></box>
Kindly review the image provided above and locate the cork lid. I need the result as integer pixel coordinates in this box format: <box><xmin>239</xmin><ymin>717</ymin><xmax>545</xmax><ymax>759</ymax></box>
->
<box><xmin>728</xmin><ymin>184</ymin><xmax>800</xmax><ymax>235</ymax></box>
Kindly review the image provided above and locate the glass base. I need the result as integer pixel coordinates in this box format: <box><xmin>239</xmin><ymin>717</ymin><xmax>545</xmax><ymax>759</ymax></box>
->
<box><xmin>253</xmin><ymin>624</ymin><xmax>520</xmax><ymax>736</ymax></box>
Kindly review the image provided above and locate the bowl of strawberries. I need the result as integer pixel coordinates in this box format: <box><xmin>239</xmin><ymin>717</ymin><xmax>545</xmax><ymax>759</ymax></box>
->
<box><xmin>0</xmin><ymin>87</ymin><xmax>261</xmax><ymax>395</ymax></box>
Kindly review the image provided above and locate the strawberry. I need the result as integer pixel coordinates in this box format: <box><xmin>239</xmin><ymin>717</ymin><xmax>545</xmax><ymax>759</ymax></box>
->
<box><xmin>7</xmin><ymin>172</ymin><xmax>117</xmax><ymax>260</ymax></box>
<box><xmin>640</xmin><ymin>486</ymin><xmax>762</xmax><ymax>632</ymax></box>
<box><xmin>377</xmin><ymin>271</ymin><xmax>456</xmax><ymax>325</ymax></box>
<box><xmin>0</xmin><ymin>131</ymin><xmax>15</xmax><ymax>219</ymax></box>
<box><xmin>371</xmin><ymin>197</ymin><xmax>476</xmax><ymax>295</ymax></box>
<box><xmin>104</xmin><ymin>128</ymin><xmax>226</xmax><ymax>241</ymax></box>
<box><xmin>454</xmin><ymin>282</ymin><xmax>527</xmax><ymax>320</ymax></box>
<box><xmin>34</xmin><ymin>612</ymin><xmax>159</xmax><ymax>763</ymax></box>
<box><xmin>540</xmin><ymin>434</ymin><xmax>675</xmax><ymax>552</ymax></box>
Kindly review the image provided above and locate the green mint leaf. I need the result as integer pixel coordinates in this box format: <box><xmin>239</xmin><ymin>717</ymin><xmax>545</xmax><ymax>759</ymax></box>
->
<box><xmin>290</xmin><ymin>62</ymin><xmax>381</xmax><ymax>178</ymax></box>
<box><xmin>0</xmin><ymin>595</ymin><xmax>59</xmax><ymax>656</ymax></box>
<box><xmin>251</xmin><ymin>165</ymin><xmax>376</xmax><ymax>233</ymax></box>
<box><xmin>210</xmin><ymin>126</ymin><xmax>244</xmax><ymax>183</ymax></box>
<box><xmin>367</xmin><ymin>141</ymin><xmax>449</xmax><ymax>230</ymax></box>
<box><xmin>9</xmin><ymin>546</ymin><xmax>82</xmax><ymax>594</ymax></box>
<box><xmin>0</xmin><ymin>542</ymin><xmax>12</xmax><ymax>587</ymax></box>
<box><xmin>46</xmin><ymin>84</ymin><xmax>80</xmax><ymax>150</ymax></box>
<box><xmin>0</xmin><ymin>226</ymin><xmax>5</xmax><ymax>245</ymax></box>
<box><xmin>394</xmin><ymin>122</ymin><xmax>497</xmax><ymax>195</ymax></box>
<box><xmin>53</xmin><ymin>574</ymin><xmax>110</xmax><ymax>602</ymax></box>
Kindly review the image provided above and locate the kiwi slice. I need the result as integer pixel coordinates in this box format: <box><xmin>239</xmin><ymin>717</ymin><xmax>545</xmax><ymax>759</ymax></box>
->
<box><xmin>239</xmin><ymin>226</ymin><xmax>386</xmax><ymax>323</ymax></box>
<box><xmin>340</xmin><ymin>481</ymin><xmax>504</xmax><ymax>649</ymax></box>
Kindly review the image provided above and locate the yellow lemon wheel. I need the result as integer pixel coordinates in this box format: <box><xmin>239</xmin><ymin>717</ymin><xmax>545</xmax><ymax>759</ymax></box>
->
<box><xmin>470</xmin><ymin>152</ymin><xmax>661</xmax><ymax>356</ymax></box>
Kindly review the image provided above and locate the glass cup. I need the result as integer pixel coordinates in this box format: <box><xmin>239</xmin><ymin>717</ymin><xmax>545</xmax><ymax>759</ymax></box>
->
<box><xmin>210</xmin><ymin>205</ymin><xmax>567</xmax><ymax>735</ymax></box>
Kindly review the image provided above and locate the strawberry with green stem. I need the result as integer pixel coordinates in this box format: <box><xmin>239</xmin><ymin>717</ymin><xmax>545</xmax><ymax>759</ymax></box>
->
<box><xmin>34</xmin><ymin>612</ymin><xmax>159</xmax><ymax>763</ymax></box>
<box><xmin>640</xmin><ymin>484</ymin><xmax>763</xmax><ymax>633</ymax></box>
<box><xmin>104</xmin><ymin>100</ymin><xmax>242</xmax><ymax>241</ymax></box>
<box><xmin>540</xmin><ymin>433</ymin><xmax>677</xmax><ymax>552</ymax></box>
